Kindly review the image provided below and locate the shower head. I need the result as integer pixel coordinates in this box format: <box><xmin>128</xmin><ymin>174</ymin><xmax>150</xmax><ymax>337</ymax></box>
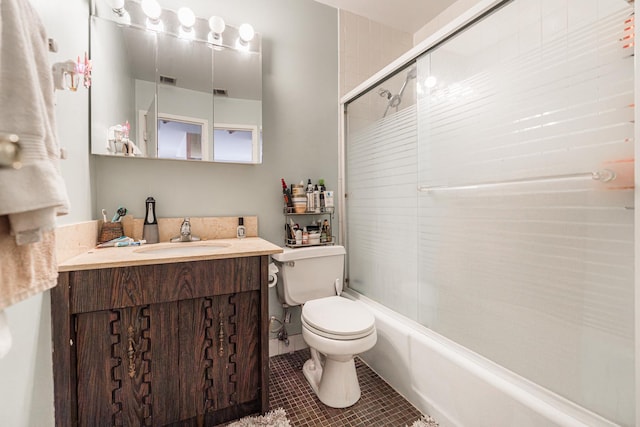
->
<box><xmin>382</xmin><ymin>65</ymin><xmax>417</xmax><ymax>118</ymax></box>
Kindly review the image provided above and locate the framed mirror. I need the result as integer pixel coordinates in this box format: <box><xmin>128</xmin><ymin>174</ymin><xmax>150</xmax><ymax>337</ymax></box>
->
<box><xmin>89</xmin><ymin>1</ymin><xmax>262</xmax><ymax>164</ymax></box>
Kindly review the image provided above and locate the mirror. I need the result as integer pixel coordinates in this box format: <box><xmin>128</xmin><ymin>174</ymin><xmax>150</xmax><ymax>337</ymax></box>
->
<box><xmin>90</xmin><ymin>2</ymin><xmax>262</xmax><ymax>164</ymax></box>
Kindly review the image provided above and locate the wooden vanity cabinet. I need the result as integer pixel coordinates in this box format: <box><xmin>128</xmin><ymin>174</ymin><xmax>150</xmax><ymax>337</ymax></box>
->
<box><xmin>51</xmin><ymin>256</ymin><xmax>270</xmax><ymax>426</ymax></box>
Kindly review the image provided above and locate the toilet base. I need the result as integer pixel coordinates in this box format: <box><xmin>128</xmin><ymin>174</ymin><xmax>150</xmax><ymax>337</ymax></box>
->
<box><xmin>303</xmin><ymin>348</ymin><xmax>361</xmax><ymax>408</ymax></box>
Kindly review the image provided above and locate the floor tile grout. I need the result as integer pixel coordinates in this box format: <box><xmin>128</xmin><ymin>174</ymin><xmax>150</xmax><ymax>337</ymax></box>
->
<box><xmin>268</xmin><ymin>348</ymin><xmax>425</xmax><ymax>427</ymax></box>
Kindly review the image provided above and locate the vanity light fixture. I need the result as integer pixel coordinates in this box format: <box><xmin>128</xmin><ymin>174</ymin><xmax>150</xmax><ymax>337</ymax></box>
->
<box><xmin>208</xmin><ymin>15</ymin><xmax>226</xmax><ymax>45</ymax></box>
<box><xmin>236</xmin><ymin>23</ymin><xmax>255</xmax><ymax>50</ymax></box>
<box><xmin>100</xmin><ymin>2</ymin><xmax>258</xmax><ymax>53</ymax></box>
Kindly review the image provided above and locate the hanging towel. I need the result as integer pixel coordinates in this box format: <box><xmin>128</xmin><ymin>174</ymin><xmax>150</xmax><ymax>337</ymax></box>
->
<box><xmin>0</xmin><ymin>0</ymin><xmax>70</xmax><ymax>244</ymax></box>
<box><xmin>0</xmin><ymin>310</ymin><xmax>12</xmax><ymax>358</ymax></box>
<box><xmin>0</xmin><ymin>216</ymin><xmax>57</xmax><ymax>309</ymax></box>
<box><xmin>0</xmin><ymin>0</ymin><xmax>68</xmax><ymax>308</ymax></box>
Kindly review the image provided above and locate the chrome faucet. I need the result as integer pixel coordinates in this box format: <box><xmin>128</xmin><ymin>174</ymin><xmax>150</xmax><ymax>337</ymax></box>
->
<box><xmin>171</xmin><ymin>217</ymin><xmax>200</xmax><ymax>242</ymax></box>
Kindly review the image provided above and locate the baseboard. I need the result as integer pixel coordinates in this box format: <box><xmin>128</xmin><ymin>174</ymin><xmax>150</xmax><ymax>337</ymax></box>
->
<box><xmin>269</xmin><ymin>334</ymin><xmax>308</xmax><ymax>357</ymax></box>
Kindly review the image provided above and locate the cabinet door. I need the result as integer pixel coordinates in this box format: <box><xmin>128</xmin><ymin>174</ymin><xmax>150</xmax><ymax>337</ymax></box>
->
<box><xmin>178</xmin><ymin>295</ymin><xmax>234</xmax><ymax>417</ymax></box>
<box><xmin>230</xmin><ymin>291</ymin><xmax>261</xmax><ymax>405</ymax></box>
<box><xmin>76</xmin><ymin>302</ymin><xmax>180</xmax><ymax>426</ymax></box>
<box><xmin>183</xmin><ymin>292</ymin><xmax>261</xmax><ymax>413</ymax></box>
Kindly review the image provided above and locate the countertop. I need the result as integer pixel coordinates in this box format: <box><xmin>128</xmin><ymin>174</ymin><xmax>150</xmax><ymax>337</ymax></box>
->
<box><xmin>58</xmin><ymin>237</ymin><xmax>283</xmax><ymax>272</ymax></box>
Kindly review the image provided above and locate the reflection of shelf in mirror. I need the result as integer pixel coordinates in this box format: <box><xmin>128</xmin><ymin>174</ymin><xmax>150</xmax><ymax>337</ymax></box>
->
<box><xmin>285</xmin><ymin>239</ymin><xmax>335</xmax><ymax>249</ymax></box>
<box><xmin>283</xmin><ymin>207</ymin><xmax>334</xmax><ymax>215</ymax></box>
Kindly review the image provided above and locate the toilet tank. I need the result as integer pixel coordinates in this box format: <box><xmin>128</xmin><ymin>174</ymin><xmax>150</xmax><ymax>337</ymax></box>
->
<box><xmin>271</xmin><ymin>245</ymin><xmax>346</xmax><ymax>306</ymax></box>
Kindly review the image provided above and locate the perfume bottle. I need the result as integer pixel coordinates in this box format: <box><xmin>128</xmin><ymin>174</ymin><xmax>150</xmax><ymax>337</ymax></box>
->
<box><xmin>237</xmin><ymin>217</ymin><xmax>246</xmax><ymax>239</ymax></box>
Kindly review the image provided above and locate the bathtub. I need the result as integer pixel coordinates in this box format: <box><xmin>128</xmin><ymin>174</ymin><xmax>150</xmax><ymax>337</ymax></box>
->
<box><xmin>346</xmin><ymin>292</ymin><xmax>619</xmax><ymax>427</ymax></box>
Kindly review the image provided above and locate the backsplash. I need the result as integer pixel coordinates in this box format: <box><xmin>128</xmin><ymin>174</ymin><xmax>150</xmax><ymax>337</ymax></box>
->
<box><xmin>55</xmin><ymin>220</ymin><xmax>99</xmax><ymax>263</ymax></box>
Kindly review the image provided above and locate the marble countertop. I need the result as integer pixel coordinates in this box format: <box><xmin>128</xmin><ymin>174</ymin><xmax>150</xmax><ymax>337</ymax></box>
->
<box><xmin>58</xmin><ymin>237</ymin><xmax>283</xmax><ymax>272</ymax></box>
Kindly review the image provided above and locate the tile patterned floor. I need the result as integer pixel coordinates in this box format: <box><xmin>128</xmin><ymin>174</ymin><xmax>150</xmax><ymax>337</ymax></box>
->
<box><xmin>269</xmin><ymin>348</ymin><xmax>425</xmax><ymax>426</ymax></box>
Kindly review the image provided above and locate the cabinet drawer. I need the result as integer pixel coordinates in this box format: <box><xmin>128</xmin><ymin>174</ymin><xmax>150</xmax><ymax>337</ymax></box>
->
<box><xmin>69</xmin><ymin>257</ymin><xmax>261</xmax><ymax>314</ymax></box>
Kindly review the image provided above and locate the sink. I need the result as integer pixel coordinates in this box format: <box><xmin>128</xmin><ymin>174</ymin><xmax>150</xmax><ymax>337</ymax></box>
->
<box><xmin>134</xmin><ymin>241</ymin><xmax>231</xmax><ymax>256</ymax></box>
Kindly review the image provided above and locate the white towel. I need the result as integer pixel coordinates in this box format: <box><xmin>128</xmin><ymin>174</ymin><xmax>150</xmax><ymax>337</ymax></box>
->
<box><xmin>0</xmin><ymin>1</ymin><xmax>66</xmax><ymax>309</ymax></box>
<box><xmin>0</xmin><ymin>0</ymin><xmax>69</xmax><ymax>244</ymax></box>
<box><xmin>0</xmin><ymin>310</ymin><xmax>11</xmax><ymax>358</ymax></box>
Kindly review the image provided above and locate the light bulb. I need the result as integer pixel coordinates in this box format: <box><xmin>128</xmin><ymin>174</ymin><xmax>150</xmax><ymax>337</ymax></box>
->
<box><xmin>141</xmin><ymin>0</ymin><xmax>161</xmax><ymax>21</ymax></box>
<box><xmin>238</xmin><ymin>23</ymin><xmax>255</xmax><ymax>42</ymax></box>
<box><xmin>208</xmin><ymin>16</ymin><xmax>226</xmax><ymax>35</ymax></box>
<box><xmin>425</xmin><ymin>76</ymin><xmax>437</xmax><ymax>88</ymax></box>
<box><xmin>108</xmin><ymin>0</ymin><xmax>125</xmax><ymax>9</ymax></box>
<box><xmin>178</xmin><ymin>7</ymin><xmax>196</xmax><ymax>29</ymax></box>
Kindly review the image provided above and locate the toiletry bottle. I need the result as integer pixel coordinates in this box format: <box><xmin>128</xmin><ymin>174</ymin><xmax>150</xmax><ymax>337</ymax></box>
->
<box><xmin>142</xmin><ymin>196</ymin><xmax>159</xmax><ymax>244</ymax></box>
<box><xmin>281</xmin><ymin>178</ymin><xmax>294</xmax><ymax>210</ymax></box>
<box><xmin>324</xmin><ymin>190</ymin><xmax>334</xmax><ymax>208</ymax></box>
<box><xmin>323</xmin><ymin>219</ymin><xmax>331</xmax><ymax>242</ymax></box>
<box><xmin>318</xmin><ymin>179</ymin><xmax>326</xmax><ymax>210</ymax></box>
<box><xmin>313</xmin><ymin>184</ymin><xmax>320</xmax><ymax>213</ymax></box>
<box><xmin>237</xmin><ymin>217</ymin><xmax>246</xmax><ymax>239</ymax></box>
<box><xmin>302</xmin><ymin>226</ymin><xmax>309</xmax><ymax>245</ymax></box>
<box><xmin>286</xmin><ymin>219</ymin><xmax>296</xmax><ymax>244</ymax></box>
<box><xmin>306</xmin><ymin>178</ymin><xmax>315</xmax><ymax>212</ymax></box>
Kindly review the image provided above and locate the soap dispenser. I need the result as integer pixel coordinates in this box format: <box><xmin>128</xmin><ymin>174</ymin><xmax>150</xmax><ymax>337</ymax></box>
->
<box><xmin>142</xmin><ymin>196</ymin><xmax>159</xmax><ymax>244</ymax></box>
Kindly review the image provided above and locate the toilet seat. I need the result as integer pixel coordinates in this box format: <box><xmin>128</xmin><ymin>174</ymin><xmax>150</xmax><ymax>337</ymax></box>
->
<box><xmin>302</xmin><ymin>296</ymin><xmax>375</xmax><ymax>340</ymax></box>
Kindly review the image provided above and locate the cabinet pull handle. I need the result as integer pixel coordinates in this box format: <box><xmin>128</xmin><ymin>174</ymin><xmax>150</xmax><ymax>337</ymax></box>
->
<box><xmin>127</xmin><ymin>325</ymin><xmax>136</xmax><ymax>378</ymax></box>
<box><xmin>218</xmin><ymin>312</ymin><xmax>225</xmax><ymax>357</ymax></box>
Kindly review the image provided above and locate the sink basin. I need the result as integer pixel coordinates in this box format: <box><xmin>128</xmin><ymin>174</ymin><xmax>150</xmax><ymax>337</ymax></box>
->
<box><xmin>134</xmin><ymin>241</ymin><xmax>231</xmax><ymax>256</ymax></box>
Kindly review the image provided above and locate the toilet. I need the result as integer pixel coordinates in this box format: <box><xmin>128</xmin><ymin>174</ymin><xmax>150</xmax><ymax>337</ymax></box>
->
<box><xmin>271</xmin><ymin>245</ymin><xmax>377</xmax><ymax>408</ymax></box>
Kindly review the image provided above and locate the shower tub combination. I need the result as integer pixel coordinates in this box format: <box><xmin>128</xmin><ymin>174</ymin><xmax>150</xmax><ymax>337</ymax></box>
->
<box><xmin>351</xmin><ymin>293</ymin><xmax>621</xmax><ymax>427</ymax></box>
<box><xmin>341</xmin><ymin>0</ymin><xmax>635</xmax><ymax>426</ymax></box>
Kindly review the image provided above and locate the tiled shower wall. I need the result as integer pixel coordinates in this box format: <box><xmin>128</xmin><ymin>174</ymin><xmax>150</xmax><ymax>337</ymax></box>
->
<box><xmin>339</xmin><ymin>1</ymin><xmax>484</xmax><ymax>98</ymax></box>
<box><xmin>339</xmin><ymin>10</ymin><xmax>412</xmax><ymax>97</ymax></box>
<box><xmin>413</xmin><ymin>0</ymin><xmax>484</xmax><ymax>45</ymax></box>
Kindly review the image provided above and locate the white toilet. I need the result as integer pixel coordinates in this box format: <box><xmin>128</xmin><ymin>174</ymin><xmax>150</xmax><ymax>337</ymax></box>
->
<box><xmin>271</xmin><ymin>245</ymin><xmax>377</xmax><ymax>408</ymax></box>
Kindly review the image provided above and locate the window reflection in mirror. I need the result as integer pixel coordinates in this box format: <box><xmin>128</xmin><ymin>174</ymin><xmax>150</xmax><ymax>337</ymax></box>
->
<box><xmin>213</xmin><ymin>124</ymin><xmax>261</xmax><ymax>163</ymax></box>
<box><xmin>157</xmin><ymin>115</ymin><xmax>208</xmax><ymax>161</ymax></box>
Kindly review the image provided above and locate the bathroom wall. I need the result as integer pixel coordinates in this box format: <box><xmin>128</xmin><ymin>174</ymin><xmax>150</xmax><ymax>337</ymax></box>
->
<box><xmin>0</xmin><ymin>0</ymin><xmax>337</xmax><ymax>426</ymax></box>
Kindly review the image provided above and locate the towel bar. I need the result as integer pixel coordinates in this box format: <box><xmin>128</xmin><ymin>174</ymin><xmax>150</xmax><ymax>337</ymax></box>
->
<box><xmin>418</xmin><ymin>169</ymin><xmax>617</xmax><ymax>192</ymax></box>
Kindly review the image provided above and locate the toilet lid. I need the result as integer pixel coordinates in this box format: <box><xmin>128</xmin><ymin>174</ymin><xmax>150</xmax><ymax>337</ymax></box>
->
<box><xmin>302</xmin><ymin>296</ymin><xmax>375</xmax><ymax>339</ymax></box>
